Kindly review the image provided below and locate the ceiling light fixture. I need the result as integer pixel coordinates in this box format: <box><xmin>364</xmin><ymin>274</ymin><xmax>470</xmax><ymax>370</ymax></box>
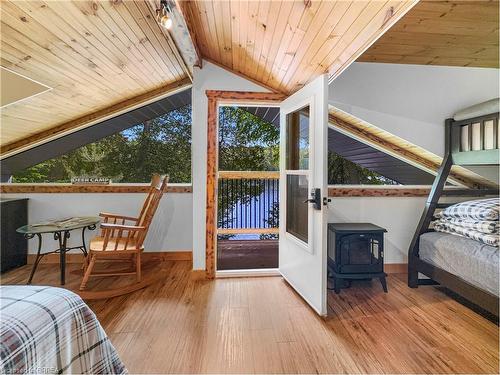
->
<box><xmin>156</xmin><ymin>0</ymin><xmax>172</xmax><ymax>30</ymax></box>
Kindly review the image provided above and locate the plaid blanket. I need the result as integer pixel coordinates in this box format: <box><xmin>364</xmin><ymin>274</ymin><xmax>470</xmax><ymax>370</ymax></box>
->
<box><xmin>437</xmin><ymin>217</ymin><xmax>499</xmax><ymax>234</ymax></box>
<box><xmin>0</xmin><ymin>286</ymin><xmax>127</xmax><ymax>374</ymax></box>
<box><xmin>436</xmin><ymin>198</ymin><xmax>499</xmax><ymax>221</ymax></box>
<box><xmin>431</xmin><ymin>220</ymin><xmax>499</xmax><ymax>247</ymax></box>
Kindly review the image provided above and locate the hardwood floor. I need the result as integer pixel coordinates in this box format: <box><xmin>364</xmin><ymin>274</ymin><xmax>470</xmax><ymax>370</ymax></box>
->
<box><xmin>1</xmin><ymin>260</ymin><xmax>498</xmax><ymax>374</ymax></box>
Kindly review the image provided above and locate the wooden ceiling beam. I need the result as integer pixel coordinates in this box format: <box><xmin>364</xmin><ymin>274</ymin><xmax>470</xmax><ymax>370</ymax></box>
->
<box><xmin>1</xmin><ymin>78</ymin><xmax>192</xmax><ymax>159</ymax></box>
<box><xmin>145</xmin><ymin>0</ymin><xmax>202</xmax><ymax>79</ymax></box>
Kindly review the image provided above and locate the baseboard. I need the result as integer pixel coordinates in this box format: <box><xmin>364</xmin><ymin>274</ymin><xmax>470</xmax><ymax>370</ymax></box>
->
<box><xmin>27</xmin><ymin>251</ymin><xmax>192</xmax><ymax>264</ymax></box>
<box><xmin>385</xmin><ymin>263</ymin><xmax>407</xmax><ymax>274</ymax></box>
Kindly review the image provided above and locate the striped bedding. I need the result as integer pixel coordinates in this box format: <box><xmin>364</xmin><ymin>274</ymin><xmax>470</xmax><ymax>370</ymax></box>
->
<box><xmin>0</xmin><ymin>286</ymin><xmax>126</xmax><ymax>374</ymax></box>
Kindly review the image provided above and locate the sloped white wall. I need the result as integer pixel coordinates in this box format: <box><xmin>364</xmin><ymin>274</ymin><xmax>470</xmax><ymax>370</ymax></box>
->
<box><xmin>329</xmin><ymin>62</ymin><xmax>499</xmax><ymax>157</ymax></box>
<box><xmin>191</xmin><ymin>61</ymin><xmax>269</xmax><ymax>270</ymax></box>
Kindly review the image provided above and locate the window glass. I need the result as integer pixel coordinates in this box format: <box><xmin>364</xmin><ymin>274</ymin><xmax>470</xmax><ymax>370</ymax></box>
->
<box><xmin>286</xmin><ymin>107</ymin><xmax>309</xmax><ymax>170</ymax></box>
<box><xmin>286</xmin><ymin>174</ymin><xmax>309</xmax><ymax>243</ymax></box>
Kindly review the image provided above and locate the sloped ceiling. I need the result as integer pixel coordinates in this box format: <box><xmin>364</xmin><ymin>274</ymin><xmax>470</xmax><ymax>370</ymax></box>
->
<box><xmin>181</xmin><ymin>0</ymin><xmax>417</xmax><ymax>94</ymax></box>
<box><xmin>0</xmin><ymin>0</ymin><xmax>189</xmax><ymax>149</ymax></box>
<box><xmin>358</xmin><ymin>0</ymin><xmax>499</xmax><ymax>68</ymax></box>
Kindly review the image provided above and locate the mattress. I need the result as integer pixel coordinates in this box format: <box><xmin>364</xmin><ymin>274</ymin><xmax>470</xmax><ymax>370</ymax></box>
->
<box><xmin>419</xmin><ymin>232</ymin><xmax>499</xmax><ymax>296</ymax></box>
<box><xmin>0</xmin><ymin>286</ymin><xmax>127</xmax><ymax>374</ymax></box>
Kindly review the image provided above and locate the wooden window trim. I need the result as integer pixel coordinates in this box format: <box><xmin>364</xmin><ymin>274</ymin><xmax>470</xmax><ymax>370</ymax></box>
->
<box><xmin>328</xmin><ymin>186</ymin><xmax>431</xmax><ymax>197</ymax></box>
<box><xmin>0</xmin><ymin>183</ymin><xmax>192</xmax><ymax>194</ymax></box>
<box><xmin>205</xmin><ymin>91</ymin><xmax>285</xmax><ymax>280</ymax></box>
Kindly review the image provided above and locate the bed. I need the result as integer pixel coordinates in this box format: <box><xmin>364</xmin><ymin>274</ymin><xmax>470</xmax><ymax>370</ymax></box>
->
<box><xmin>408</xmin><ymin>99</ymin><xmax>499</xmax><ymax>317</ymax></box>
<box><xmin>0</xmin><ymin>286</ymin><xmax>127</xmax><ymax>374</ymax></box>
<box><xmin>419</xmin><ymin>232</ymin><xmax>499</xmax><ymax>296</ymax></box>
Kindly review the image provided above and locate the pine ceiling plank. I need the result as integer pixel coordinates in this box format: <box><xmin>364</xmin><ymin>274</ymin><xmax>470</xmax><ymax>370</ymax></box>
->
<box><xmin>131</xmin><ymin>0</ymin><xmax>188</xmax><ymax>79</ymax></box>
<box><xmin>255</xmin><ymin>0</ymin><xmax>282</xmax><ymax>81</ymax></box>
<box><xmin>0</xmin><ymin>30</ymin><xmax>112</xmax><ymax>103</ymax></box>
<box><xmin>326</xmin><ymin>0</ymin><xmax>399</xmax><ymax>78</ymax></box>
<box><xmin>277</xmin><ymin>0</ymin><xmax>338</xmax><ymax>92</ymax></box>
<box><xmin>238</xmin><ymin>0</ymin><xmax>250</xmax><ymax>76</ymax></box>
<box><xmin>230</xmin><ymin>0</ymin><xmax>241</xmax><ymax>73</ymax></box>
<box><xmin>10</xmin><ymin>1</ymin><xmax>142</xmax><ymax>91</ymax></box>
<box><xmin>79</xmin><ymin>1</ymin><xmax>166</xmax><ymax>81</ymax></box>
<box><xmin>242</xmin><ymin>1</ymin><xmax>260</xmax><ymax>76</ymax></box>
<box><xmin>281</xmin><ymin>0</ymin><xmax>355</xmax><ymax>91</ymax></box>
<box><xmin>0</xmin><ymin>3</ymin><xmax>129</xmax><ymax>96</ymax></box>
<box><xmin>358</xmin><ymin>0</ymin><xmax>499</xmax><ymax>68</ymax></box>
<box><xmin>212</xmin><ymin>0</ymin><xmax>230</xmax><ymax>68</ymax></box>
<box><xmin>110</xmin><ymin>1</ymin><xmax>182</xmax><ymax>79</ymax></box>
<box><xmin>265</xmin><ymin>0</ymin><xmax>308</xmax><ymax>88</ymax></box>
<box><xmin>249</xmin><ymin>0</ymin><xmax>271</xmax><ymax>80</ymax></box>
<box><xmin>187</xmin><ymin>1</ymin><xmax>212</xmax><ymax>61</ymax></box>
<box><xmin>260</xmin><ymin>0</ymin><xmax>294</xmax><ymax>86</ymax></box>
<box><xmin>65</xmin><ymin>1</ymin><xmax>161</xmax><ymax>86</ymax></box>
<box><xmin>44</xmin><ymin>0</ymin><xmax>156</xmax><ymax>88</ymax></box>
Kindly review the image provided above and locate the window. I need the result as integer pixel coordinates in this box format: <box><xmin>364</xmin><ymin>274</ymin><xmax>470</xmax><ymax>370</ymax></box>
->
<box><xmin>12</xmin><ymin>105</ymin><xmax>192</xmax><ymax>183</ymax></box>
<box><xmin>328</xmin><ymin>128</ymin><xmax>435</xmax><ymax>185</ymax></box>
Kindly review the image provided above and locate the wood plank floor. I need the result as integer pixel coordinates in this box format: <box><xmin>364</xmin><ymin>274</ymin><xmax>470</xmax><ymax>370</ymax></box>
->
<box><xmin>1</xmin><ymin>260</ymin><xmax>498</xmax><ymax>374</ymax></box>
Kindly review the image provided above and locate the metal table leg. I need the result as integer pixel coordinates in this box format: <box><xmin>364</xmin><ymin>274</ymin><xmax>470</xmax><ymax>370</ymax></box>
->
<box><xmin>26</xmin><ymin>233</ymin><xmax>43</xmax><ymax>284</ymax></box>
<box><xmin>55</xmin><ymin>230</ymin><xmax>71</xmax><ymax>285</ymax></box>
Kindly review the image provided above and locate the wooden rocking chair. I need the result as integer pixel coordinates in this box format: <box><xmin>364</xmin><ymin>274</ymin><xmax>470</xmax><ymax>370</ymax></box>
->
<box><xmin>80</xmin><ymin>174</ymin><xmax>169</xmax><ymax>290</ymax></box>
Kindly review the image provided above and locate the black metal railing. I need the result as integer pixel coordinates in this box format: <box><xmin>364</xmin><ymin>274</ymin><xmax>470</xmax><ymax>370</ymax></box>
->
<box><xmin>217</xmin><ymin>171</ymin><xmax>279</xmax><ymax>234</ymax></box>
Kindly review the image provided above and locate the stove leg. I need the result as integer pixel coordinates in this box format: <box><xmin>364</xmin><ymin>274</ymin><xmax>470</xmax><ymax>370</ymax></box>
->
<box><xmin>379</xmin><ymin>275</ymin><xmax>388</xmax><ymax>293</ymax></box>
<box><xmin>334</xmin><ymin>277</ymin><xmax>341</xmax><ymax>294</ymax></box>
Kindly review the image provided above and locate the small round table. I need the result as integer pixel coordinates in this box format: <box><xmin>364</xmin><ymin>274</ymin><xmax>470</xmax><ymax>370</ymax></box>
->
<box><xmin>16</xmin><ymin>217</ymin><xmax>100</xmax><ymax>285</ymax></box>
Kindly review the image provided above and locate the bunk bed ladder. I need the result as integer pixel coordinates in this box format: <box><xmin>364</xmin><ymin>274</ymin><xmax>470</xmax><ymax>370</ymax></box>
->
<box><xmin>408</xmin><ymin>120</ymin><xmax>453</xmax><ymax>288</ymax></box>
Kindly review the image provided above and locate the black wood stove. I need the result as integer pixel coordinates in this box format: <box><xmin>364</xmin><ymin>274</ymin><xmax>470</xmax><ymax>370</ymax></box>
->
<box><xmin>327</xmin><ymin>223</ymin><xmax>388</xmax><ymax>294</ymax></box>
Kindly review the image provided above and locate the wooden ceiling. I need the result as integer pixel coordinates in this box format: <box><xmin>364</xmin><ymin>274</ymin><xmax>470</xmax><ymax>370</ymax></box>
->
<box><xmin>358</xmin><ymin>0</ymin><xmax>499</xmax><ymax>68</ymax></box>
<box><xmin>0</xmin><ymin>0</ymin><xmax>189</xmax><ymax>150</ymax></box>
<box><xmin>181</xmin><ymin>0</ymin><xmax>418</xmax><ymax>94</ymax></box>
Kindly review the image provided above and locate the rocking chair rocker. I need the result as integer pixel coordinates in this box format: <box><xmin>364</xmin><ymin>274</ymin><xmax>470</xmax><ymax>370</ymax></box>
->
<box><xmin>80</xmin><ymin>174</ymin><xmax>169</xmax><ymax>290</ymax></box>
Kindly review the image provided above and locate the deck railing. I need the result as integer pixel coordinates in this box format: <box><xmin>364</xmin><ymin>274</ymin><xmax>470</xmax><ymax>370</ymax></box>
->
<box><xmin>217</xmin><ymin>171</ymin><xmax>279</xmax><ymax>236</ymax></box>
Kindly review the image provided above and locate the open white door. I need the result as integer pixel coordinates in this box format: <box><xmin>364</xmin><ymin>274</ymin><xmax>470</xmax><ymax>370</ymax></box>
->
<box><xmin>279</xmin><ymin>74</ymin><xmax>329</xmax><ymax>316</ymax></box>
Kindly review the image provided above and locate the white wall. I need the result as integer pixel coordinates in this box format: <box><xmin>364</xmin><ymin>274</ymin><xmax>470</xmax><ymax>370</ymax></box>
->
<box><xmin>329</xmin><ymin>62</ymin><xmax>500</xmax><ymax>157</ymax></box>
<box><xmin>328</xmin><ymin>196</ymin><xmax>427</xmax><ymax>263</ymax></box>
<box><xmin>191</xmin><ymin>60</ymin><xmax>269</xmax><ymax>270</ymax></box>
<box><xmin>3</xmin><ymin>191</ymin><xmax>192</xmax><ymax>254</ymax></box>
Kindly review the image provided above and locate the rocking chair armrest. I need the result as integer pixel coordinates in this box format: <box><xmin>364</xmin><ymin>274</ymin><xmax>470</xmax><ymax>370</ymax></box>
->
<box><xmin>99</xmin><ymin>212</ymin><xmax>139</xmax><ymax>222</ymax></box>
<box><xmin>100</xmin><ymin>223</ymin><xmax>146</xmax><ymax>231</ymax></box>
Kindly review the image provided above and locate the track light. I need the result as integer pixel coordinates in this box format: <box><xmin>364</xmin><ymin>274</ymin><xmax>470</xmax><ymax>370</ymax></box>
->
<box><xmin>157</xmin><ymin>0</ymin><xmax>172</xmax><ymax>30</ymax></box>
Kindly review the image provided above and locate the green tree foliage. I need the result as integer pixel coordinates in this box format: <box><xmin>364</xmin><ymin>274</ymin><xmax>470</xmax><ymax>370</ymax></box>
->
<box><xmin>328</xmin><ymin>151</ymin><xmax>396</xmax><ymax>185</ymax></box>
<box><xmin>12</xmin><ymin>105</ymin><xmax>192</xmax><ymax>183</ymax></box>
<box><xmin>218</xmin><ymin>106</ymin><xmax>279</xmax><ymax>171</ymax></box>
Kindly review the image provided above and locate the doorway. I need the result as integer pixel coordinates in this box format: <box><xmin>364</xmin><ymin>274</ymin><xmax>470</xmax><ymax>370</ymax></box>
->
<box><xmin>216</xmin><ymin>105</ymin><xmax>280</xmax><ymax>272</ymax></box>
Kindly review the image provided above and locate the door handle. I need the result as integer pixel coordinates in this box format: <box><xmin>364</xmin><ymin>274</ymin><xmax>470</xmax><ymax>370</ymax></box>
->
<box><xmin>303</xmin><ymin>188</ymin><xmax>321</xmax><ymax>210</ymax></box>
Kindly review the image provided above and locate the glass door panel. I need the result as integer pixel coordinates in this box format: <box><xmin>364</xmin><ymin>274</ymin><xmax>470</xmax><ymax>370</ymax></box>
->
<box><xmin>285</xmin><ymin>105</ymin><xmax>311</xmax><ymax>246</ymax></box>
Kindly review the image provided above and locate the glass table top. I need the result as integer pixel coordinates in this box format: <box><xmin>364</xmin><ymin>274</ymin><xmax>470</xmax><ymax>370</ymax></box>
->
<box><xmin>17</xmin><ymin>216</ymin><xmax>101</xmax><ymax>234</ymax></box>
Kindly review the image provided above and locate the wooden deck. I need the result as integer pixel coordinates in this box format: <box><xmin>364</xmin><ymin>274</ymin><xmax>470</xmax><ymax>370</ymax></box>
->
<box><xmin>217</xmin><ymin>239</ymin><xmax>278</xmax><ymax>270</ymax></box>
<box><xmin>1</xmin><ymin>260</ymin><xmax>498</xmax><ymax>374</ymax></box>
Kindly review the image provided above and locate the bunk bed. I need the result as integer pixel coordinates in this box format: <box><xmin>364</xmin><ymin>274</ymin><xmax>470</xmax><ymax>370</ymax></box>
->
<box><xmin>408</xmin><ymin>100</ymin><xmax>499</xmax><ymax>317</ymax></box>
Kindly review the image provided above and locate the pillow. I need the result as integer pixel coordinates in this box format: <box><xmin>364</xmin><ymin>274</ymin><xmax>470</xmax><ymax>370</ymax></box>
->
<box><xmin>438</xmin><ymin>198</ymin><xmax>499</xmax><ymax>221</ymax></box>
